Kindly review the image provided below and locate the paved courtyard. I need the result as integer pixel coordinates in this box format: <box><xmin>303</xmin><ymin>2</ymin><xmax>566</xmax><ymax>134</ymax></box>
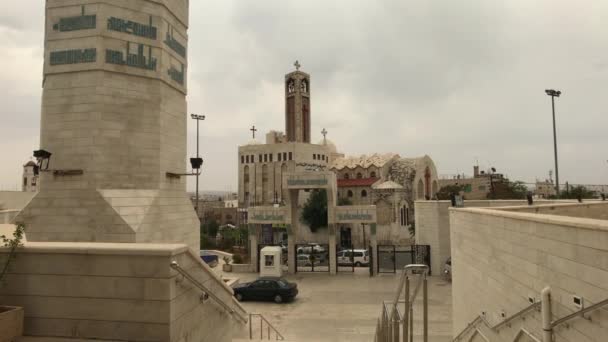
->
<box><xmin>228</xmin><ymin>270</ymin><xmax>453</xmax><ymax>342</ymax></box>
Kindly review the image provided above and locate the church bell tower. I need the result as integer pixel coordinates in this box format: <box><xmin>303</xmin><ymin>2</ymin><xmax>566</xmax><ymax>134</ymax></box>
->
<box><xmin>285</xmin><ymin>60</ymin><xmax>311</xmax><ymax>143</ymax></box>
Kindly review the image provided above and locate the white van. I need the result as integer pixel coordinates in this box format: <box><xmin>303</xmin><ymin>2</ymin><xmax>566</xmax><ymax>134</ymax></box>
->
<box><xmin>337</xmin><ymin>249</ymin><xmax>369</xmax><ymax>267</ymax></box>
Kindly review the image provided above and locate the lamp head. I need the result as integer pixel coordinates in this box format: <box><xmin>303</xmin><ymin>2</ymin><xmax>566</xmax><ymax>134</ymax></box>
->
<box><xmin>190</xmin><ymin>157</ymin><xmax>203</xmax><ymax>170</ymax></box>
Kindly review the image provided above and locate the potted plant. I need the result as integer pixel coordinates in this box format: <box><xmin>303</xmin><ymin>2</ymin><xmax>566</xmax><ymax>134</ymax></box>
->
<box><xmin>222</xmin><ymin>256</ymin><xmax>233</xmax><ymax>272</ymax></box>
<box><xmin>0</xmin><ymin>223</ymin><xmax>25</xmax><ymax>341</ymax></box>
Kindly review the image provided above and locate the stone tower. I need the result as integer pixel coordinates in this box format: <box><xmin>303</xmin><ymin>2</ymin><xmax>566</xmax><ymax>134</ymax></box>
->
<box><xmin>285</xmin><ymin>61</ymin><xmax>311</xmax><ymax>143</ymax></box>
<box><xmin>18</xmin><ymin>0</ymin><xmax>199</xmax><ymax>250</ymax></box>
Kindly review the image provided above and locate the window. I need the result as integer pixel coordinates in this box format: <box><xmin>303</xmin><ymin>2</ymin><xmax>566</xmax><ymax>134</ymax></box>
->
<box><xmin>313</xmin><ymin>154</ymin><xmax>316</xmax><ymax>160</ymax></box>
<box><xmin>251</xmin><ymin>155</ymin><xmax>254</xmax><ymax>163</ymax></box>
<box><xmin>32</xmin><ymin>178</ymin><xmax>36</xmax><ymax>186</ymax></box>
<box><xmin>241</xmin><ymin>155</ymin><xmax>244</xmax><ymax>164</ymax></box>
<box><xmin>23</xmin><ymin>177</ymin><xmax>27</xmax><ymax>186</ymax></box>
<box><xmin>370</xmin><ymin>171</ymin><xmax>376</xmax><ymax>178</ymax></box>
<box><xmin>356</xmin><ymin>172</ymin><xmax>363</xmax><ymax>179</ymax></box>
<box><xmin>265</xmin><ymin>255</ymin><xmax>275</xmax><ymax>267</ymax></box>
<box><xmin>264</xmin><ymin>154</ymin><xmax>268</xmax><ymax>162</ymax></box>
<box><xmin>289</xmin><ymin>152</ymin><xmax>293</xmax><ymax>160</ymax></box>
<box><xmin>347</xmin><ymin>190</ymin><xmax>353</xmax><ymax>197</ymax></box>
<box><xmin>278</xmin><ymin>153</ymin><xmax>282</xmax><ymax>161</ymax></box>
<box><xmin>344</xmin><ymin>173</ymin><xmax>350</xmax><ymax>180</ymax></box>
<box><xmin>259</xmin><ymin>154</ymin><xmax>262</xmax><ymax>163</ymax></box>
<box><xmin>269</xmin><ymin>154</ymin><xmax>273</xmax><ymax>162</ymax></box>
<box><xmin>361</xmin><ymin>190</ymin><xmax>367</xmax><ymax>197</ymax></box>
<box><xmin>400</xmin><ymin>205</ymin><xmax>409</xmax><ymax>226</ymax></box>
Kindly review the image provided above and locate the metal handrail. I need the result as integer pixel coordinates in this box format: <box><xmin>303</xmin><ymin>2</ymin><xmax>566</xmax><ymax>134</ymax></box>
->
<box><xmin>551</xmin><ymin>298</ymin><xmax>608</xmax><ymax>328</ymax></box>
<box><xmin>249</xmin><ymin>313</ymin><xmax>285</xmax><ymax>340</ymax></box>
<box><xmin>170</xmin><ymin>261</ymin><xmax>248</xmax><ymax>324</ymax></box>
<box><xmin>391</xmin><ymin>264</ymin><xmax>429</xmax><ymax>319</ymax></box>
<box><xmin>453</xmin><ymin>301</ymin><xmax>540</xmax><ymax>341</ymax></box>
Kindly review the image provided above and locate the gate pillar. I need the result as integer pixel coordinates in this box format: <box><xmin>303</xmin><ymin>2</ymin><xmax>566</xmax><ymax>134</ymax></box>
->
<box><xmin>287</xmin><ymin>224</ymin><xmax>296</xmax><ymax>274</ymax></box>
<box><xmin>329</xmin><ymin>224</ymin><xmax>337</xmax><ymax>275</ymax></box>
<box><xmin>370</xmin><ymin>223</ymin><xmax>378</xmax><ymax>276</ymax></box>
<box><xmin>248</xmin><ymin>224</ymin><xmax>258</xmax><ymax>272</ymax></box>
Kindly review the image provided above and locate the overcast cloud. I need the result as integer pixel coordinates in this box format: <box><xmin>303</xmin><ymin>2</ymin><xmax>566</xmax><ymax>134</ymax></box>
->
<box><xmin>1</xmin><ymin>1</ymin><xmax>607</xmax><ymax>192</ymax></box>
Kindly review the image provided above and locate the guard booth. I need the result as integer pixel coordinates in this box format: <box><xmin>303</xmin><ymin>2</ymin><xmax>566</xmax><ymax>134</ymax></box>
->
<box><xmin>259</xmin><ymin>246</ymin><xmax>283</xmax><ymax>277</ymax></box>
<box><xmin>247</xmin><ymin>206</ymin><xmax>290</xmax><ymax>273</ymax></box>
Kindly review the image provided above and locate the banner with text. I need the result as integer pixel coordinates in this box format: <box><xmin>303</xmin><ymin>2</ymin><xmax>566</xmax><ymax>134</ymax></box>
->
<box><xmin>335</xmin><ymin>205</ymin><xmax>377</xmax><ymax>224</ymax></box>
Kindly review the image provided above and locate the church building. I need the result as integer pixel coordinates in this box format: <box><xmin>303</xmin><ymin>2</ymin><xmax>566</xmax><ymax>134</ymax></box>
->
<box><xmin>238</xmin><ymin>62</ymin><xmax>439</xmax><ymax>247</ymax></box>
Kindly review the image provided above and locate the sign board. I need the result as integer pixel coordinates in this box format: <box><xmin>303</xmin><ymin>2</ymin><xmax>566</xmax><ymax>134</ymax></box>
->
<box><xmin>454</xmin><ymin>195</ymin><xmax>464</xmax><ymax>208</ymax></box>
<box><xmin>335</xmin><ymin>205</ymin><xmax>377</xmax><ymax>224</ymax></box>
<box><xmin>284</xmin><ymin>171</ymin><xmax>335</xmax><ymax>189</ymax></box>
<box><xmin>248</xmin><ymin>206</ymin><xmax>289</xmax><ymax>224</ymax></box>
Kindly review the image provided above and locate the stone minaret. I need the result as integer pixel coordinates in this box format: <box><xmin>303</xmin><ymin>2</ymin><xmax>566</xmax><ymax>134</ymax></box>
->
<box><xmin>285</xmin><ymin>61</ymin><xmax>311</xmax><ymax>143</ymax></box>
<box><xmin>18</xmin><ymin>0</ymin><xmax>199</xmax><ymax>250</ymax></box>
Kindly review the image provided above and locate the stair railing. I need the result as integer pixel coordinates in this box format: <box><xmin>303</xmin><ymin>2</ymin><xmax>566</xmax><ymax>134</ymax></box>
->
<box><xmin>170</xmin><ymin>261</ymin><xmax>248</xmax><ymax>324</ymax></box>
<box><xmin>452</xmin><ymin>301</ymin><xmax>540</xmax><ymax>341</ymax></box>
<box><xmin>375</xmin><ymin>264</ymin><xmax>429</xmax><ymax>342</ymax></box>
<box><xmin>249</xmin><ymin>313</ymin><xmax>285</xmax><ymax>340</ymax></box>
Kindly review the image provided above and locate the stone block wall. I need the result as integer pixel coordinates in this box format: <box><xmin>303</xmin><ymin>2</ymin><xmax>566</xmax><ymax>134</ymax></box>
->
<box><xmin>0</xmin><ymin>242</ymin><xmax>243</xmax><ymax>342</ymax></box>
<box><xmin>450</xmin><ymin>206</ymin><xmax>608</xmax><ymax>341</ymax></box>
<box><xmin>0</xmin><ymin>192</ymin><xmax>35</xmax><ymax>211</ymax></box>
<box><xmin>415</xmin><ymin>200</ymin><xmax>571</xmax><ymax>278</ymax></box>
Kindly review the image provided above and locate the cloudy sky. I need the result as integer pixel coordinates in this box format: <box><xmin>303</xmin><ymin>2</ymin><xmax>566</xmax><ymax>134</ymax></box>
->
<box><xmin>1</xmin><ymin>1</ymin><xmax>607</xmax><ymax>192</ymax></box>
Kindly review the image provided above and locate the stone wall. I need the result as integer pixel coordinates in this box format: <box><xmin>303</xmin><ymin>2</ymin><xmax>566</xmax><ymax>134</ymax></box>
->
<box><xmin>450</xmin><ymin>205</ymin><xmax>608</xmax><ymax>341</ymax></box>
<box><xmin>0</xmin><ymin>191</ymin><xmax>35</xmax><ymax>210</ymax></box>
<box><xmin>496</xmin><ymin>201</ymin><xmax>608</xmax><ymax>220</ymax></box>
<box><xmin>414</xmin><ymin>200</ymin><xmax>552</xmax><ymax>276</ymax></box>
<box><xmin>0</xmin><ymin>242</ymin><xmax>244</xmax><ymax>342</ymax></box>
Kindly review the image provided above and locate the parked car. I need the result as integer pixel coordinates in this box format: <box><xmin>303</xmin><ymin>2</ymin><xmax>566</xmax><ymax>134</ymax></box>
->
<box><xmin>337</xmin><ymin>249</ymin><xmax>369</xmax><ymax>267</ymax></box>
<box><xmin>199</xmin><ymin>251</ymin><xmax>218</xmax><ymax>268</ymax></box>
<box><xmin>297</xmin><ymin>243</ymin><xmax>326</xmax><ymax>254</ymax></box>
<box><xmin>297</xmin><ymin>254</ymin><xmax>312</xmax><ymax>267</ymax></box>
<box><xmin>444</xmin><ymin>257</ymin><xmax>452</xmax><ymax>281</ymax></box>
<box><xmin>233</xmin><ymin>277</ymin><xmax>298</xmax><ymax>303</ymax></box>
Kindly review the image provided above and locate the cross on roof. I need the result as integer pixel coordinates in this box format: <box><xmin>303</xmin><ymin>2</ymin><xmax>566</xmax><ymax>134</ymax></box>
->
<box><xmin>294</xmin><ymin>60</ymin><xmax>301</xmax><ymax>71</ymax></box>
<box><xmin>250</xmin><ymin>125</ymin><xmax>257</xmax><ymax>139</ymax></box>
<box><xmin>321</xmin><ymin>128</ymin><xmax>328</xmax><ymax>143</ymax></box>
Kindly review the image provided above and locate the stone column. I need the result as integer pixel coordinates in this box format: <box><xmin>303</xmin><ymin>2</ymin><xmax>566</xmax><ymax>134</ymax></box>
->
<box><xmin>370</xmin><ymin>223</ymin><xmax>378</xmax><ymax>276</ymax></box>
<box><xmin>329</xmin><ymin>224</ymin><xmax>337</xmax><ymax>275</ymax></box>
<box><xmin>287</xmin><ymin>190</ymin><xmax>299</xmax><ymax>274</ymax></box>
<box><xmin>248</xmin><ymin>224</ymin><xmax>258</xmax><ymax>273</ymax></box>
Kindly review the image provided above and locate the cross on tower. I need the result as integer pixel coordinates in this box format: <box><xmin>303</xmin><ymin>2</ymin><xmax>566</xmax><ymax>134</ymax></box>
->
<box><xmin>294</xmin><ymin>60</ymin><xmax>301</xmax><ymax>71</ymax></box>
<box><xmin>321</xmin><ymin>128</ymin><xmax>328</xmax><ymax>144</ymax></box>
<box><xmin>250</xmin><ymin>125</ymin><xmax>257</xmax><ymax>139</ymax></box>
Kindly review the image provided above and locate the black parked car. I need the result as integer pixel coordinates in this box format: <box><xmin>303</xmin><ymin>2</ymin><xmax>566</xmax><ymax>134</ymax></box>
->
<box><xmin>233</xmin><ymin>277</ymin><xmax>298</xmax><ymax>303</ymax></box>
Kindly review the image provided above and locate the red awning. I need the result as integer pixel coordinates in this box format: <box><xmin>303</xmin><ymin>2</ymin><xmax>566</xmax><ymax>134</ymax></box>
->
<box><xmin>337</xmin><ymin>177</ymin><xmax>379</xmax><ymax>187</ymax></box>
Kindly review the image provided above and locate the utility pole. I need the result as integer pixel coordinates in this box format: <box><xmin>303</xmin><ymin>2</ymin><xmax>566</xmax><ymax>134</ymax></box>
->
<box><xmin>545</xmin><ymin>89</ymin><xmax>562</xmax><ymax>197</ymax></box>
<box><xmin>191</xmin><ymin>114</ymin><xmax>205</xmax><ymax>216</ymax></box>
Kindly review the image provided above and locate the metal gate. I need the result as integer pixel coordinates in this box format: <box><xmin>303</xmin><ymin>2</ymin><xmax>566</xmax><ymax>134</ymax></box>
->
<box><xmin>295</xmin><ymin>243</ymin><xmax>330</xmax><ymax>272</ymax></box>
<box><xmin>377</xmin><ymin>245</ymin><xmax>431</xmax><ymax>275</ymax></box>
<box><xmin>336</xmin><ymin>245</ymin><xmax>355</xmax><ymax>272</ymax></box>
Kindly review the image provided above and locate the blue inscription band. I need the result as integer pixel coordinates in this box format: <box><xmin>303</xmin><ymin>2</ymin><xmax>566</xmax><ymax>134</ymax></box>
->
<box><xmin>107</xmin><ymin>17</ymin><xmax>157</xmax><ymax>40</ymax></box>
<box><xmin>53</xmin><ymin>15</ymin><xmax>96</xmax><ymax>32</ymax></box>
<box><xmin>50</xmin><ymin>48</ymin><xmax>97</xmax><ymax>65</ymax></box>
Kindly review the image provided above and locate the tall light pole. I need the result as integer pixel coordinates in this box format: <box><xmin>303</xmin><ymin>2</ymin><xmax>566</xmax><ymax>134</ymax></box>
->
<box><xmin>191</xmin><ymin>114</ymin><xmax>205</xmax><ymax>215</ymax></box>
<box><xmin>545</xmin><ymin>89</ymin><xmax>562</xmax><ymax>197</ymax></box>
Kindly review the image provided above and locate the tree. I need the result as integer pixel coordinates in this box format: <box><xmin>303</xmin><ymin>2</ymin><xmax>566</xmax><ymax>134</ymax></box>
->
<box><xmin>201</xmin><ymin>219</ymin><xmax>219</xmax><ymax>239</ymax></box>
<box><xmin>489</xmin><ymin>180</ymin><xmax>528</xmax><ymax>200</ymax></box>
<box><xmin>559</xmin><ymin>185</ymin><xmax>595</xmax><ymax>200</ymax></box>
<box><xmin>338</xmin><ymin>197</ymin><xmax>353</xmax><ymax>206</ymax></box>
<box><xmin>300</xmin><ymin>189</ymin><xmax>328</xmax><ymax>232</ymax></box>
<box><xmin>436</xmin><ymin>184</ymin><xmax>465</xmax><ymax>200</ymax></box>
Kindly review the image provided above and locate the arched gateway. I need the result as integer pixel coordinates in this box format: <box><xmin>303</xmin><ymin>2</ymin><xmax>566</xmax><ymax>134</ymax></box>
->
<box><xmin>248</xmin><ymin>171</ymin><xmax>378</xmax><ymax>275</ymax></box>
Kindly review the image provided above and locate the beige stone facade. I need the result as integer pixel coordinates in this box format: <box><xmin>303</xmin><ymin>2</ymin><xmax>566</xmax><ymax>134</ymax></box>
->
<box><xmin>450</xmin><ymin>202</ymin><xmax>608</xmax><ymax>341</ymax></box>
<box><xmin>17</xmin><ymin>0</ymin><xmax>199</xmax><ymax>250</ymax></box>
<box><xmin>22</xmin><ymin>161</ymin><xmax>39</xmax><ymax>193</ymax></box>
<box><xmin>0</xmin><ymin>242</ymin><xmax>244</xmax><ymax>342</ymax></box>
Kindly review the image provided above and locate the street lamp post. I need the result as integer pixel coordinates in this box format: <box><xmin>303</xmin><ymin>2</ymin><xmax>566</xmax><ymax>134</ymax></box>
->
<box><xmin>545</xmin><ymin>89</ymin><xmax>562</xmax><ymax>196</ymax></box>
<box><xmin>191</xmin><ymin>114</ymin><xmax>206</xmax><ymax>215</ymax></box>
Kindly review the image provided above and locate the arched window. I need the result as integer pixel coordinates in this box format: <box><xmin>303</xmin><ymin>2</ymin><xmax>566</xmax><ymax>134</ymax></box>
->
<box><xmin>356</xmin><ymin>172</ymin><xmax>363</xmax><ymax>179</ymax></box>
<box><xmin>344</xmin><ymin>173</ymin><xmax>350</xmax><ymax>180</ymax></box>
<box><xmin>361</xmin><ymin>190</ymin><xmax>367</xmax><ymax>197</ymax></box>
<box><xmin>400</xmin><ymin>205</ymin><xmax>409</xmax><ymax>226</ymax></box>
<box><xmin>370</xmin><ymin>171</ymin><xmax>376</xmax><ymax>178</ymax></box>
<box><xmin>347</xmin><ymin>190</ymin><xmax>353</xmax><ymax>197</ymax></box>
